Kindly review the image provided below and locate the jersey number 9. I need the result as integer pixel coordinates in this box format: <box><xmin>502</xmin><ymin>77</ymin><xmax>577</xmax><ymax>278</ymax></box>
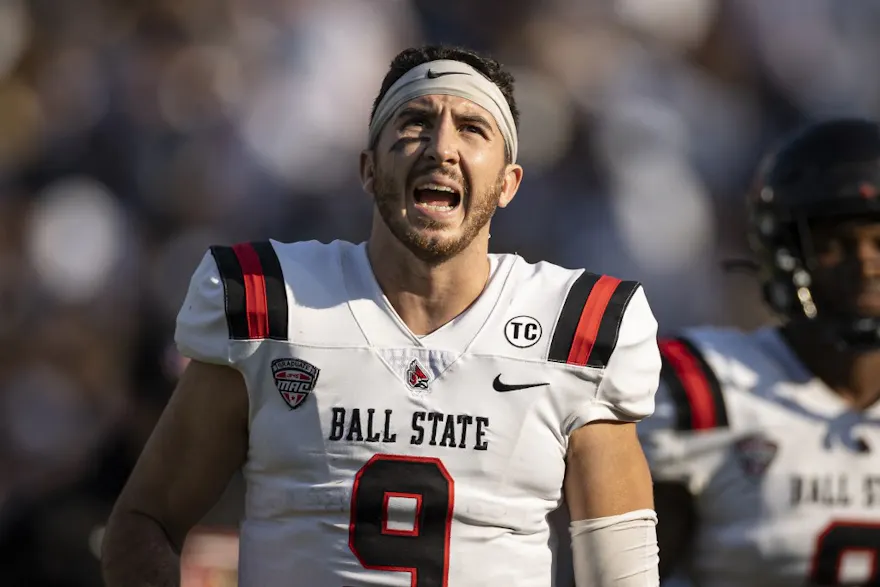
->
<box><xmin>349</xmin><ymin>455</ymin><xmax>454</xmax><ymax>587</ymax></box>
<box><xmin>810</xmin><ymin>521</ymin><xmax>880</xmax><ymax>586</ymax></box>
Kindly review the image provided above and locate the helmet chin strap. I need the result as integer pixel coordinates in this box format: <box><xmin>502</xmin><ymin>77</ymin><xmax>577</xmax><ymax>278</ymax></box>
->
<box><xmin>828</xmin><ymin>316</ymin><xmax>880</xmax><ymax>352</ymax></box>
<box><xmin>785</xmin><ymin>312</ymin><xmax>880</xmax><ymax>354</ymax></box>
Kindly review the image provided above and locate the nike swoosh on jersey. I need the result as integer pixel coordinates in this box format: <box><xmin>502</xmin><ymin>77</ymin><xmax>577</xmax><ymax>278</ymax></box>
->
<box><xmin>492</xmin><ymin>375</ymin><xmax>549</xmax><ymax>392</ymax></box>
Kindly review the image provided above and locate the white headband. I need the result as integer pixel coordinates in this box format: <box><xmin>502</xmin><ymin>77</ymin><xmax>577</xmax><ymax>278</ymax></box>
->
<box><xmin>368</xmin><ymin>59</ymin><xmax>518</xmax><ymax>163</ymax></box>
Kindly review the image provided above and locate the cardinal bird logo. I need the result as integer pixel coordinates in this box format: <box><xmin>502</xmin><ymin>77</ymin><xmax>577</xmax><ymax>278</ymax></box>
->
<box><xmin>405</xmin><ymin>358</ymin><xmax>431</xmax><ymax>391</ymax></box>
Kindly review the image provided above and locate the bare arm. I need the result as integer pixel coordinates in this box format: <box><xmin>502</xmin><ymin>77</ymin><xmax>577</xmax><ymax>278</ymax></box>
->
<box><xmin>101</xmin><ymin>360</ymin><xmax>248</xmax><ymax>587</ymax></box>
<box><xmin>564</xmin><ymin>420</ymin><xmax>653</xmax><ymax>519</ymax></box>
<box><xmin>565</xmin><ymin>421</ymin><xmax>659</xmax><ymax>586</ymax></box>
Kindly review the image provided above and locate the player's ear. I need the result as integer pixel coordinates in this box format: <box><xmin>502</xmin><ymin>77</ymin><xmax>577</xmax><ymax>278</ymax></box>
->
<box><xmin>360</xmin><ymin>150</ymin><xmax>376</xmax><ymax>197</ymax></box>
<box><xmin>497</xmin><ymin>163</ymin><xmax>523</xmax><ymax>209</ymax></box>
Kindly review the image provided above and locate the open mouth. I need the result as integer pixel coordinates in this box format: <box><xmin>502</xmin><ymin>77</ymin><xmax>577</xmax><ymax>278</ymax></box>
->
<box><xmin>413</xmin><ymin>183</ymin><xmax>462</xmax><ymax>213</ymax></box>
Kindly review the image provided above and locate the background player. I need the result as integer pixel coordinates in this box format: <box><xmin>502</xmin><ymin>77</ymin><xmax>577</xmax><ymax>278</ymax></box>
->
<box><xmin>101</xmin><ymin>45</ymin><xmax>662</xmax><ymax>587</ymax></box>
<box><xmin>640</xmin><ymin>118</ymin><xmax>880</xmax><ymax>586</ymax></box>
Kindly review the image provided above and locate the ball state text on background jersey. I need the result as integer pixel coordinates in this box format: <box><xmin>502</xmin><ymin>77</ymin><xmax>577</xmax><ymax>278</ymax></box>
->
<box><xmin>640</xmin><ymin>328</ymin><xmax>880</xmax><ymax>587</ymax></box>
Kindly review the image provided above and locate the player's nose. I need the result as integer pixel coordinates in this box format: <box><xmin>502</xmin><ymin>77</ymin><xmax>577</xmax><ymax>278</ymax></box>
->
<box><xmin>423</xmin><ymin>117</ymin><xmax>460</xmax><ymax>167</ymax></box>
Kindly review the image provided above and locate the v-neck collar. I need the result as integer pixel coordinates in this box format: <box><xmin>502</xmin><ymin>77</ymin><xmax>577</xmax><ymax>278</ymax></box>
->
<box><xmin>341</xmin><ymin>241</ymin><xmax>515</xmax><ymax>352</ymax></box>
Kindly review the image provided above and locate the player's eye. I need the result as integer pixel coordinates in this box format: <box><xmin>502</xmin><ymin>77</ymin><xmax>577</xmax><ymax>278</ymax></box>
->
<box><xmin>402</xmin><ymin>117</ymin><xmax>427</xmax><ymax>130</ymax></box>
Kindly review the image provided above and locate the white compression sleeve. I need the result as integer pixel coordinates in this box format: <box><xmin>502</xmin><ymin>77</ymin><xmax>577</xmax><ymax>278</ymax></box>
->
<box><xmin>570</xmin><ymin>509</ymin><xmax>660</xmax><ymax>587</ymax></box>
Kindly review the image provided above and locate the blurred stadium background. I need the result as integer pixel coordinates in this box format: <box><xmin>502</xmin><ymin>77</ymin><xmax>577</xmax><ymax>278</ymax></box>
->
<box><xmin>0</xmin><ymin>0</ymin><xmax>878</xmax><ymax>585</ymax></box>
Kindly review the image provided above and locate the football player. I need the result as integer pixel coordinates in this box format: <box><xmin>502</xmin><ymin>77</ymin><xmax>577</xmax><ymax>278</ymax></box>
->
<box><xmin>640</xmin><ymin>118</ymin><xmax>880</xmax><ymax>587</ymax></box>
<box><xmin>101</xmin><ymin>45</ymin><xmax>662</xmax><ymax>587</ymax></box>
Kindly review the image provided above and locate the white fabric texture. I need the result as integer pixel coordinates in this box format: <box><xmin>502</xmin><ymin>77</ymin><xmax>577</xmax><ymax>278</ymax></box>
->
<box><xmin>570</xmin><ymin>509</ymin><xmax>660</xmax><ymax>587</ymax></box>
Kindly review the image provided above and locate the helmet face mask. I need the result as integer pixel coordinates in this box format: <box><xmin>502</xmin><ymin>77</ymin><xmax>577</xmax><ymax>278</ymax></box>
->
<box><xmin>748</xmin><ymin>118</ymin><xmax>880</xmax><ymax>351</ymax></box>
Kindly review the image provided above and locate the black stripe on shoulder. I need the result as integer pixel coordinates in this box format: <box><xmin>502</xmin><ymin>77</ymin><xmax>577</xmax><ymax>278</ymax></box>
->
<box><xmin>659</xmin><ymin>351</ymin><xmax>694</xmax><ymax>431</ymax></box>
<box><xmin>250</xmin><ymin>241</ymin><xmax>288</xmax><ymax>341</ymax></box>
<box><xmin>209</xmin><ymin>245</ymin><xmax>249</xmax><ymax>340</ymax></box>
<box><xmin>585</xmin><ymin>280</ymin><xmax>641</xmax><ymax>368</ymax></box>
<box><xmin>677</xmin><ymin>337</ymin><xmax>728</xmax><ymax>428</ymax></box>
<box><xmin>548</xmin><ymin>271</ymin><xmax>601</xmax><ymax>363</ymax></box>
<box><xmin>659</xmin><ymin>336</ymin><xmax>728</xmax><ymax>431</ymax></box>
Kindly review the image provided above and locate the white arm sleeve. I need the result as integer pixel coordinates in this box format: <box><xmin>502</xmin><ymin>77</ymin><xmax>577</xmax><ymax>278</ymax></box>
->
<box><xmin>567</xmin><ymin>286</ymin><xmax>662</xmax><ymax>431</ymax></box>
<box><xmin>570</xmin><ymin>509</ymin><xmax>660</xmax><ymax>587</ymax></box>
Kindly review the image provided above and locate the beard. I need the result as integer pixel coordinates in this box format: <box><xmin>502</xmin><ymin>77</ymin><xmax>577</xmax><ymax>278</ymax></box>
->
<box><xmin>373</xmin><ymin>166</ymin><xmax>505</xmax><ymax>264</ymax></box>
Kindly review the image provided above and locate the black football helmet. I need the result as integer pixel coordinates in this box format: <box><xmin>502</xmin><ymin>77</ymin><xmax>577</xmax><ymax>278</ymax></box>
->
<box><xmin>747</xmin><ymin>118</ymin><xmax>880</xmax><ymax>350</ymax></box>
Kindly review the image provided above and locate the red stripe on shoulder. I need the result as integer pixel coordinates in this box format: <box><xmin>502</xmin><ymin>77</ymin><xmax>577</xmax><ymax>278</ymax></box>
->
<box><xmin>232</xmin><ymin>242</ymin><xmax>269</xmax><ymax>340</ymax></box>
<box><xmin>567</xmin><ymin>275</ymin><xmax>621</xmax><ymax>366</ymax></box>
<box><xmin>658</xmin><ymin>338</ymin><xmax>725</xmax><ymax>431</ymax></box>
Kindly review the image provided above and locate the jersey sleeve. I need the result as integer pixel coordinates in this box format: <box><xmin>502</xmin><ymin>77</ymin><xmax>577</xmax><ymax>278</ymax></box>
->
<box><xmin>637</xmin><ymin>336</ymin><xmax>731</xmax><ymax>496</ymax></box>
<box><xmin>564</xmin><ymin>283</ymin><xmax>662</xmax><ymax>432</ymax></box>
<box><xmin>174</xmin><ymin>249</ymin><xmax>233</xmax><ymax>365</ymax></box>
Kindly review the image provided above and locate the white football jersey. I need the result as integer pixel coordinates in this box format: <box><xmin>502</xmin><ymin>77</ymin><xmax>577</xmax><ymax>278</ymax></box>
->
<box><xmin>175</xmin><ymin>239</ymin><xmax>661</xmax><ymax>587</ymax></box>
<box><xmin>638</xmin><ymin>327</ymin><xmax>880</xmax><ymax>587</ymax></box>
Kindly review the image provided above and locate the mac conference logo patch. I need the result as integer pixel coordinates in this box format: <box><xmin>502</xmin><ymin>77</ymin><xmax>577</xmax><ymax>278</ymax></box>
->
<box><xmin>272</xmin><ymin>358</ymin><xmax>320</xmax><ymax>409</ymax></box>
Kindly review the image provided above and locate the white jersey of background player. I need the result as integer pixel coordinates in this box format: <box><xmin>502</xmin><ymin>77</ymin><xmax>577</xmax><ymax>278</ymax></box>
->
<box><xmin>102</xmin><ymin>45</ymin><xmax>662</xmax><ymax>587</ymax></box>
<box><xmin>639</xmin><ymin>118</ymin><xmax>880</xmax><ymax>587</ymax></box>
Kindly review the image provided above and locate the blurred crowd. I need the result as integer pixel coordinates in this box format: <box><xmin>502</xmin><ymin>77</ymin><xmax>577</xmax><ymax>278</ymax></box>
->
<box><xmin>2</xmin><ymin>0</ymin><xmax>880</xmax><ymax>585</ymax></box>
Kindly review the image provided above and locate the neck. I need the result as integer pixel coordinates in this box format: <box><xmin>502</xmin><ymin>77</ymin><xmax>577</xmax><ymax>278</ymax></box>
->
<box><xmin>783</xmin><ymin>324</ymin><xmax>880</xmax><ymax>410</ymax></box>
<box><xmin>367</xmin><ymin>227</ymin><xmax>491</xmax><ymax>337</ymax></box>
